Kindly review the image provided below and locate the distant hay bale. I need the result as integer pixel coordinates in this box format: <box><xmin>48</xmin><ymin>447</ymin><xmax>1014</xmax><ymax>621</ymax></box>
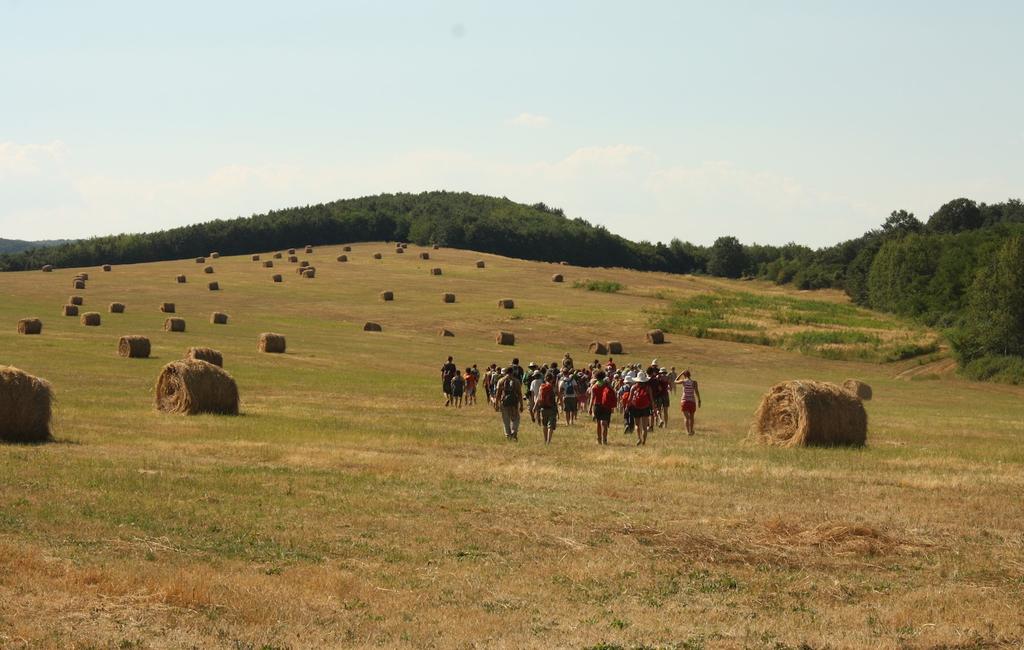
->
<box><xmin>401</xmin><ymin>243</ymin><xmax>408</xmax><ymax>249</ymax></box>
<box><xmin>363</xmin><ymin>322</ymin><xmax>382</xmax><ymax>332</ymax></box>
<box><xmin>41</xmin><ymin>265</ymin><xmax>53</xmax><ymax>272</ymax></box>
<box><xmin>559</xmin><ymin>261</ymin><xmax>568</xmax><ymax>266</ymax></box>
<box><xmin>77</xmin><ymin>273</ymin><xmax>89</xmax><ymax>281</ymax></box>
<box><xmin>154</xmin><ymin>359</ymin><xmax>239</xmax><ymax>415</ymax></box>
<box><xmin>0</xmin><ymin>365</ymin><xmax>53</xmax><ymax>443</ymax></box>
<box><xmin>176</xmin><ymin>275</ymin><xmax>187</xmax><ymax>284</ymax></box>
<box><xmin>438</xmin><ymin>328</ymin><xmax>454</xmax><ymax>337</ymax></box>
<box><xmin>336</xmin><ymin>255</ymin><xmax>348</xmax><ymax>262</ymax></box>
<box><xmin>272</xmin><ymin>274</ymin><xmax>283</xmax><ymax>283</ymax></box>
<box><xmin>263</xmin><ymin>260</ymin><xmax>274</xmax><ymax>268</ymax></box>
<box><xmin>419</xmin><ymin>252</ymin><xmax>430</xmax><ymax>260</ymax></box>
<box><xmin>69</xmin><ymin>296</ymin><xmax>84</xmax><ymax>306</ymax></box>
<box><xmin>498</xmin><ymin>299</ymin><xmax>515</xmax><ymax>309</ymax></box>
<box><xmin>842</xmin><ymin>379</ymin><xmax>873</xmax><ymax>401</ymax></box>
<box><xmin>204</xmin><ymin>265</ymin><xmax>214</xmax><ymax>274</ymax></box>
<box><xmin>164</xmin><ymin>317</ymin><xmax>186</xmax><ymax>332</ymax></box>
<box><xmin>80</xmin><ymin>312</ymin><xmax>101</xmax><ymax>327</ymax></box>
<box><xmin>395</xmin><ymin>247</ymin><xmax>404</xmax><ymax>254</ymax></box>
<box><xmin>17</xmin><ymin>318</ymin><xmax>42</xmax><ymax>335</ymax></box>
<box><xmin>210</xmin><ymin>312</ymin><xmax>228</xmax><ymax>325</ymax></box>
<box><xmin>288</xmin><ymin>248</ymin><xmax>296</xmax><ymax>255</ymax></box>
<box><xmin>62</xmin><ymin>305</ymin><xmax>79</xmax><ymax>317</ymax></box>
<box><xmin>160</xmin><ymin>302</ymin><xmax>175</xmax><ymax>313</ymax></box>
<box><xmin>288</xmin><ymin>255</ymin><xmax>298</xmax><ymax>263</ymax></box>
<box><xmin>552</xmin><ymin>274</ymin><xmax>564</xmax><ymax>282</ymax></box>
<box><xmin>102</xmin><ymin>264</ymin><xmax>112</xmax><ymax>272</ymax></box>
<box><xmin>750</xmin><ymin>380</ymin><xmax>868</xmax><ymax>448</ymax></box>
<box><xmin>432</xmin><ymin>244</ymin><xmax>439</xmax><ymax>250</ymax></box>
<box><xmin>109</xmin><ymin>302</ymin><xmax>125</xmax><ymax>313</ymax></box>
<box><xmin>273</xmin><ymin>252</ymin><xmax>283</xmax><ymax>259</ymax></box>
<box><xmin>208</xmin><ymin>281</ymin><xmax>219</xmax><ymax>291</ymax></box>
<box><xmin>118</xmin><ymin>335</ymin><xmax>150</xmax><ymax>358</ymax></box>
<box><xmin>73</xmin><ymin>280</ymin><xmax>86</xmax><ymax>290</ymax></box>
<box><xmin>186</xmin><ymin>346</ymin><xmax>223</xmax><ymax>367</ymax></box>
<box><xmin>258</xmin><ymin>332</ymin><xmax>286</xmax><ymax>353</ymax></box>
<box><xmin>305</xmin><ymin>246</ymin><xmax>313</xmax><ymax>254</ymax></box>
<box><xmin>195</xmin><ymin>257</ymin><xmax>205</xmax><ymax>263</ymax></box>
<box><xmin>210</xmin><ymin>252</ymin><xmax>220</xmax><ymax>259</ymax></box>
<box><xmin>607</xmin><ymin>341</ymin><xmax>623</xmax><ymax>354</ymax></box>
<box><xmin>373</xmin><ymin>253</ymin><xmax>383</xmax><ymax>260</ymax></box>
<box><xmin>302</xmin><ymin>268</ymin><xmax>316</xmax><ymax>278</ymax></box>
<box><xmin>589</xmin><ymin>341</ymin><xmax>608</xmax><ymax>355</ymax></box>
<box><xmin>476</xmin><ymin>260</ymin><xmax>485</xmax><ymax>268</ymax></box>
<box><xmin>299</xmin><ymin>260</ymin><xmax>310</xmax><ymax>268</ymax></box>
<box><xmin>646</xmin><ymin>329</ymin><xmax>666</xmax><ymax>344</ymax></box>
<box><xmin>343</xmin><ymin>245</ymin><xmax>352</xmax><ymax>252</ymax></box>
<box><xmin>252</xmin><ymin>254</ymin><xmax>260</xmax><ymax>261</ymax></box>
<box><xmin>380</xmin><ymin>291</ymin><xmax>394</xmax><ymax>301</ymax></box>
<box><xmin>496</xmin><ymin>331</ymin><xmax>515</xmax><ymax>346</ymax></box>
<box><xmin>430</xmin><ymin>268</ymin><xmax>442</xmax><ymax>275</ymax></box>
<box><xmin>443</xmin><ymin>293</ymin><xmax>455</xmax><ymax>303</ymax></box>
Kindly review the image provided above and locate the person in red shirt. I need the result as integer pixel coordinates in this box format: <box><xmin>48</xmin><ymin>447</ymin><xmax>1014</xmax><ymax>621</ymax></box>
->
<box><xmin>463</xmin><ymin>367</ymin><xmax>478</xmax><ymax>406</ymax></box>
<box><xmin>628</xmin><ymin>371</ymin><xmax>654</xmax><ymax>446</ymax></box>
<box><xmin>591</xmin><ymin>371</ymin><xmax>617</xmax><ymax>445</ymax></box>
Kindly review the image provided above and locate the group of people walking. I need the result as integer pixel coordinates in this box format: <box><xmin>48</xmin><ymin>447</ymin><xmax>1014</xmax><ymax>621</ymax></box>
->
<box><xmin>441</xmin><ymin>353</ymin><xmax>701</xmax><ymax>445</ymax></box>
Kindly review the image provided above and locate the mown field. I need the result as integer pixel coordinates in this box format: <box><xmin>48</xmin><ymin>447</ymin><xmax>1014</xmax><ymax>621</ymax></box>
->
<box><xmin>1</xmin><ymin>243</ymin><xmax>1022</xmax><ymax>649</ymax></box>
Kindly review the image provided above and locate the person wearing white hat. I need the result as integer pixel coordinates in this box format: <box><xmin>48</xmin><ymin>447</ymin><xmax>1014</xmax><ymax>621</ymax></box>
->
<box><xmin>626</xmin><ymin>371</ymin><xmax>654</xmax><ymax>445</ymax></box>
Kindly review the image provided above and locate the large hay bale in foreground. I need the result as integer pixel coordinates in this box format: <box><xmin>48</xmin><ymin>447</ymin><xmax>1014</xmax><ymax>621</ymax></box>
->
<box><xmin>419</xmin><ymin>252</ymin><xmax>430</xmax><ymax>260</ymax></box>
<box><xmin>443</xmin><ymin>293</ymin><xmax>455</xmax><ymax>303</ymax></box>
<box><xmin>476</xmin><ymin>260</ymin><xmax>485</xmax><ymax>268</ymax></box>
<box><xmin>843</xmin><ymin>379</ymin><xmax>873</xmax><ymax>401</ymax></box>
<box><xmin>208</xmin><ymin>281</ymin><xmax>219</xmax><ymax>291</ymax></box>
<box><xmin>80</xmin><ymin>312</ymin><xmax>101</xmax><ymax>327</ymax></box>
<box><xmin>430</xmin><ymin>267</ymin><xmax>442</xmax><ymax>276</ymax></box>
<box><xmin>263</xmin><ymin>260</ymin><xmax>274</xmax><ymax>268</ymax></box>
<box><xmin>41</xmin><ymin>265</ymin><xmax>53</xmax><ymax>272</ymax></box>
<box><xmin>109</xmin><ymin>302</ymin><xmax>125</xmax><ymax>313</ymax></box>
<box><xmin>496</xmin><ymin>331</ymin><xmax>515</xmax><ymax>345</ymax></box>
<box><xmin>62</xmin><ymin>305</ymin><xmax>79</xmax><ymax>317</ymax></box>
<box><xmin>380</xmin><ymin>291</ymin><xmax>394</xmax><ymax>301</ymax></box>
<box><xmin>118</xmin><ymin>335</ymin><xmax>150</xmax><ymax>358</ymax></box>
<box><xmin>210</xmin><ymin>312</ymin><xmax>228</xmax><ymax>325</ymax></box>
<box><xmin>272</xmin><ymin>274</ymin><xmax>283</xmax><ymax>283</ymax></box>
<box><xmin>438</xmin><ymin>328</ymin><xmax>454</xmax><ymax>337</ymax></box>
<box><xmin>258</xmin><ymin>332</ymin><xmax>286</xmax><ymax>353</ymax></box>
<box><xmin>186</xmin><ymin>346</ymin><xmax>224</xmax><ymax>367</ymax></box>
<box><xmin>0</xmin><ymin>366</ymin><xmax>53</xmax><ymax>442</ymax></box>
<box><xmin>751</xmin><ymin>380</ymin><xmax>867</xmax><ymax>448</ymax></box>
<box><xmin>336</xmin><ymin>254</ymin><xmax>348</xmax><ymax>262</ymax></box>
<box><xmin>363</xmin><ymin>322</ymin><xmax>382</xmax><ymax>332</ymax></box>
<box><xmin>203</xmin><ymin>265</ymin><xmax>215</xmax><ymax>274</ymax></box>
<box><xmin>154</xmin><ymin>359</ymin><xmax>238</xmax><ymax>415</ymax></box>
<box><xmin>73</xmin><ymin>280</ymin><xmax>86</xmax><ymax>290</ymax></box>
<box><xmin>164</xmin><ymin>317</ymin><xmax>186</xmax><ymax>332</ymax></box>
<box><xmin>160</xmin><ymin>302</ymin><xmax>175</xmax><ymax>313</ymax></box>
<box><xmin>69</xmin><ymin>295</ymin><xmax>84</xmax><ymax>306</ymax></box>
<box><xmin>17</xmin><ymin>318</ymin><xmax>42</xmax><ymax>335</ymax></box>
<box><xmin>552</xmin><ymin>274</ymin><xmax>564</xmax><ymax>283</ymax></box>
<box><xmin>589</xmin><ymin>341</ymin><xmax>608</xmax><ymax>355</ymax></box>
<box><xmin>607</xmin><ymin>341</ymin><xmax>623</xmax><ymax>355</ymax></box>
<box><xmin>176</xmin><ymin>275</ymin><xmax>187</xmax><ymax>284</ymax></box>
<box><xmin>497</xmin><ymin>299</ymin><xmax>515</xmax><ymax>309</ymax></box>
<box><xmin>646</xmin><ymin>329</ymin><xmax>666</xmax><ymax>344</ymax></box>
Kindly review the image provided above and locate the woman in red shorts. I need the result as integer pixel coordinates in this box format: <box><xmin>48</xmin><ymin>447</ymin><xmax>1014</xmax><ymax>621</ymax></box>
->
<box><xmin>674</xmin><ymin>369</ymin><xmax>701</xmax><ymax>436</ymax></box>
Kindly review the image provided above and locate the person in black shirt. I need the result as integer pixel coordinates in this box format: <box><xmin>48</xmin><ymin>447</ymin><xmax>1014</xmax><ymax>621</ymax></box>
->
<box><xmin>441</xmin><ymin>356</ymin><xmax>458</xmax><ymax>406</ymax></box>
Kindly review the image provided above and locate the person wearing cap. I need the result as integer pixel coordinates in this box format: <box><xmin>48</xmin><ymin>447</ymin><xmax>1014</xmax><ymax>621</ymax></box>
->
<box><xmin>674</xmin><ymin>369</ymin><xmax>702</xmax><ymax>436</ymax></box>
<box><xmin>536</xmin><ymin>372</ymin><xmax>559</xmax><ymax>444</ymax></box>
<box><xmin>493</xmin><ymin>367</ymin><xmax>524</xmax><ymax>441</ymax></box>
<box><xmin>627</xmin><ymin>370</ymin><xmax>655</xmax><ymax>445</ymax></box>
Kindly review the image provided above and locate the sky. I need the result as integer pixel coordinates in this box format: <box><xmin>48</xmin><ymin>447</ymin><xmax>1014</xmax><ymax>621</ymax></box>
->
<box><xmin>1</xmin><ymin>1</ymin><xmax>1022</xmax><ymax>247</ymax></box>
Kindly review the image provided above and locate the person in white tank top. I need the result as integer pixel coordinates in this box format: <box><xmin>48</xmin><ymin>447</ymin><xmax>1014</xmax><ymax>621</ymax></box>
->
<box><xmin>674</xmin><ymin>369</ymin><xmax>702</xmax><ymax>436</ymax></box>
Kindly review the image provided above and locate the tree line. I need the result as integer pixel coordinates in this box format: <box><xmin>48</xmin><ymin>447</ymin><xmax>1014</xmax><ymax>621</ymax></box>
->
<box><xmin>2</xmin><ymin>191</ymin><xmax>1021</xmax><ymax>382</ymax></box>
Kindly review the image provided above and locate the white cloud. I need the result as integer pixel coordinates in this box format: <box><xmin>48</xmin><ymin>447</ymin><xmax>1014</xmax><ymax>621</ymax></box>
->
<box><xmin>506</xmin><ymin>112</ymin><xmax>551</xmax><ymax>128</ymax></box>
<box><xmin>0</xmin><ymin>140</ymin><xmax>68</xmax><ymax>176</ymax></box>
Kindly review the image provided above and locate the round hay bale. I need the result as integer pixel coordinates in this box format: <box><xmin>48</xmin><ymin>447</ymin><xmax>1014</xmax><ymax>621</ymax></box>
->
<box><xmin>299</xmin><ymin>260</ymin><xmax>310</xmax><ymax>268</ymax></box>
<box><xmin>62</xmin><ymin>305</ymin><xmax>79</xmax><ymax>317</ymax></box>
<box><xmin>343</xmin><ymin>246</ymin><xmax>352</xmax><ymax>252</ymax></box>
<box><xmin>646</xmin><ymin>329</ymin><xmax>666</xmax><ymax>344</ymax></box>
<box><xmin>476</xmin><ymin>260</ymin><xmax>485</xmax><ymax>268</ymax></box>
<box><xmin>430</xmin><ymin>268</ymin><xmax>442</xmax><ymax>276</ymax></box>
<box><xmin>80</xmin><ymin>312</ymin><xmax>101</xmax><ymax>327</ymax></box>
<box><xmin>380</xmin><ymin>291</ymin><xmax>394</xmax><ymax>301</ymax></box>
<box><xmin>160</xmin><ymin>302</ymin><xmax>175</xmax><ymax>313</ymax></box>
<box><xmin>288</xmin><ymin>255</ymin><xmax>298</xmax><ymax>263</ymax></box>
<box><xmin>305</xmin><ymin>246</ymin><xmax>313</xmax><ymax>254</ymax></box>
<box><xmin>288</xmin><ymin>248</ymin><xmax>296</xmax><ymax>255</ymax></box>
<box><xmin>419</xmin><ymin>252</ymin><xmax>430</xmax><ymax>260</ymax></box>
<box><xmin>751</xmin><ymin>380</ymin><xmax>868</xmax><ymax>447</ymax></box>
<box><xmin>272</xmin><ymin>274</ymin><xmax>283</xmax><ymax>283</ymax></box>
<box><xmin>102</xmin><ymin>264</ymin><xmax>112</xmax><ymax>272</ymax></box>
<box><xmin>195</xmin><ymin>257</ymin><xmax>205</xmax><ymax>263</ymax></box>
<box><xmin>395</xmin><ymin>247</ymin><xmax>404</xmax><ymax>254</ymax></box>
<box><xmin>363</xmin><ymin>322</ymin><xmax>382</xmax><ymax>332</ymax></box>
<box><xmin>164</xmin><ymin>317</ymin><xmax>186</xmax><ymax>332</ymax></box>
<box><xmin>118</xmin><ymin>335</ymin><xmax>150</xmax><ymax>358</ymax></box>
<box><xmin>274</xmin><ymin>252</ymin><xmax>283</xmax><ymax>259</ymax></box>
<box><xmin>432</xmin><ymin>244</ymin><xmax>439</xmax><ymax>250</ymax></box>
<box><xmin>41</xmin><ymin>265</ymin><xmax>53</xmax><ymax>272</ymax></box>
<box><xmin>443</xmin><ymin>293</ymin><xmax>455</xmax><ymax>303</ymax></box>
<box><xmin>607</xmin><ymin>341</ymin><xmax>623</xmax><ymax>355</ymax></box>
<box><xmin>210</xmin><ymin>312</ymin><xmax>228</xmax><ymax>325</ymax></box>
<box><xmin>109</xmin><ymin>302</ymin><xmax>125</xmax><ymax>314</ymax></box>
<box><xmin>498</xmin><ymin>299</ymin><xmax>515</xmax><ymax>309</ymax></box>
<box><xmin>203</xmin><ymin>265</ymin><xmax>214</xmax><ymax>274</ymax></box>
<box><xmin>252</xmin><ymin>254</ymin><xmax>261</xmax><ymax>261</ymax></box>
<box><xmin>401</xmin><ymin>243</ymin><xmax>408</xmax><ymax>249</ymax></box>
<box><xmin>77</xmin><ymin>273</ymin><xmax>90</xmax><ymax>281</ymax></box>
<box><xmin>176</xmin><ymin>275</ymin><xmax>187</xmax><ymax>284</ymax></box>
<box><xmin>186</xmin><ymin>346</ymin><xmax>223</xmax><ymax>367</ymax></box>
<box><xmin>559</xmin><ymin>261</ymin><xmax>568</xmax><ymax>266</ymax></box>
<box><xmin>302</xmin><ymin>268</ymin><xmax>315</xmax><ymax>278</ymax></box>
<box><xmin>258</xmin><ymin>332</ymin><xmax>286</xmax><ymax>353</ymax></box>
<box><xmin>69</xmin><ymin>296</ymin><xmax>84</xmax><ymax>306</ymax></box>
<box><xmin>496</xmin><ymin>331</ymin><xmax>515</xmax><ymax>346</ymax></box>
<box><xmin>588</xmin><ymin>341</ymin><xmax>608</xmax><ymax>355</ymax></box>
<box><xmin>336</xmin><ymin>255</ymin><xmax>348</xmax><ymax>262</ymax></box>
<box><xmin>552</xmin><ymin>274</ymin><xmax>564</xmax><ymax>282</ymax></box>
<box><xmin>210</xmin><ymin>252</ymin><xmax>220</xmax><ymax>259</ymax></box>
<box><xmin>154</xmin><ymin>359</ymin><xmax>238</xmax><ymax>415</ymax></box>
<box><xmin>373</xmin><ymin>253</ymin><xmax>382</xmax><ymax>260</ymax></box>
<box><xmin>438</xmin><ymin>328</ymin><xmax>454</xmax><ymax>337</ymax></box>
<box><xmin>842</xmin><ymin>379</ymin><xmax>873</xmax><ymax>401</ymax></box>
<box><xmin>73</xmin><ymin>280</ymin><xmax>86</xmax><ymax>290</ymax></box>
<box><xmin>17</xmin><ymin>318</ymin><xmax>42</xmax><ymax>335</ymax></box>
<box><xmin>0</xmin><ymin>366</ymin><xmax>53</xmax><ymax>442</ymax></box>
<box><xmin>208</xmin><ymin>281</ymin><xmax>219</xmax><ymax>291</ymax></box>
<box><xmin>263</xmin><ymin>260</ymin><xmax>274</xmax><ymax>268</ymax></box>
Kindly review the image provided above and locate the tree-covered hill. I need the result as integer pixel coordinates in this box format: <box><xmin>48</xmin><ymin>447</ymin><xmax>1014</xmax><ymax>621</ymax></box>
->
<box><xmin>0</xmin><ymin>237</ymin><xmax>73</xmax><ymax>255</ymax></box>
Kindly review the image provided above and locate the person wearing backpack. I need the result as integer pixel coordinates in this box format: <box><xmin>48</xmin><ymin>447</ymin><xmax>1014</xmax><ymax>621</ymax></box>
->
<box><xmin>441</xmin><ymin>356</ymin><xmax>458</xmax><ymax>407</ymax></box>
<box><xmin>493</xmin><ymin>367</ymin><xmax>524</xmax><ymax>441</ymax></box>
<box><xmin>558</xmin><ymin>368</ymin><xmax>579</xmax><ymax>426</ymax></box>
<box><xmin>591</xmin><ymin>371</ymin><xmax>617</xmax><ymax>445</ymax></box>
<box><xmin>536</xmin><ymin>372</ymin><xmax>559</xmax><ymax>444</ymax></box>
<box><xmin>618</xmin><ymin>378</ymin><xmax>634</xmax><ymax>435</ymax></box>
<box><xmin>628</xmin><ymin>371</ymin><xmax>654</xmax><ymax>445</ymax></box>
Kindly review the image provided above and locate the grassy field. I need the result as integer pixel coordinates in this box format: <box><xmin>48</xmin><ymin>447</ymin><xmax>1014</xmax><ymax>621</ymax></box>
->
<box><xmin>1</xmin><ymin>244</ymin><xmax>1022</xmax><ymax>649</ymax></box>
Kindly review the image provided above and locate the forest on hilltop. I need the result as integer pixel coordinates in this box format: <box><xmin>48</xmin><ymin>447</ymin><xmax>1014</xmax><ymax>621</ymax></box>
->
<box><xmin>2</xmin><ymin>191</ymin><xmax>1022</xmax><ymax>382</ymax></box>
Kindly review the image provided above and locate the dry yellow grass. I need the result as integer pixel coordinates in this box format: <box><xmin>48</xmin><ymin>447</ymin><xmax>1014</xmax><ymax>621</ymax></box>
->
<box><xmin>0</xmin><ymin>243</ymin><xmax>1022</xmax><ymax>648</ymax></box>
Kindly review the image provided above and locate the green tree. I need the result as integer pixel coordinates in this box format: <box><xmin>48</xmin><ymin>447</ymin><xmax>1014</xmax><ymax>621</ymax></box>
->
<box><xmin>955</xmin><ymin>236</ymin><xmax>1024</xmax><ymax>359</ymax></box>
<box><xmin>927</xmin><ymin>198</ymin><xmax>982</xmax><ymax>233</ymax></box>
<box><xmin>707</xmin><ymin>236</ymin><xmax>748</xmax><ymax>278</ymax></box>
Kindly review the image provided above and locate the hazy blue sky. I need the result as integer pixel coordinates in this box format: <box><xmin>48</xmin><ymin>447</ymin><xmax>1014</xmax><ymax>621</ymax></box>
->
<box><xmin>2</xmin><ymin>1</ymin><xmax>1022</xmax><ymax>246</ymax></box>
